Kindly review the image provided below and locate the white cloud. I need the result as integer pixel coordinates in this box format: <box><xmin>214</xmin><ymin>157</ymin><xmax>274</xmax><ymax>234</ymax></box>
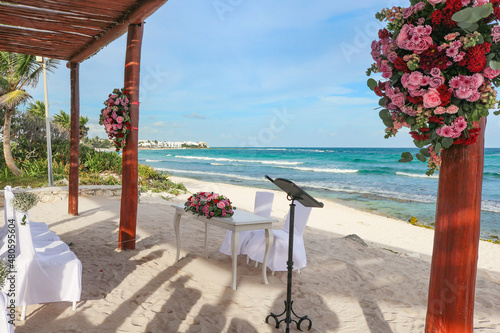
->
<box><xmin>183</xmin><ymin>112</ymin><xmax>206</xmax><ymax>119</ymax></box>
<box><xmin>152</xmin><ymin>121</ymin><xmax>166</xmax><ymax>127</ymax></box>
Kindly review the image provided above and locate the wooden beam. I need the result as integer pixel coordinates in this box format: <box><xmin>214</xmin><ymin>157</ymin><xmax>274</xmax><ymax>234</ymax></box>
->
<box><xmin>425</xmin><ymin>118</ymin><xmax>486</xmax><ymax>332</ymax></box>
<box><xmin>1</xmin><ymin>0</ymin><xmax>136</xmax><ymax>19</ymax></box>
<box><xmin>118</xmin><ymin>23</ymin><xmax>143</xmax><ymax>250</ymax></box>
<box><xmin>69</xmin><ymin>0</ymin><xmax>167</xmax><ymax>63</ymax></box>
<box><xmin>68</xmin><ymin>62</ymin><xmax>80</xmax><ymax>216</ymax></box>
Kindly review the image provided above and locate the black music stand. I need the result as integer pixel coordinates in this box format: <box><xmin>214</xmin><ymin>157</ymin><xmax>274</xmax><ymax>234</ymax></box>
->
<box><xmin>264</xmin><ymin>175</ymin><xmax>324</xmax><ymax>332</ymax></box>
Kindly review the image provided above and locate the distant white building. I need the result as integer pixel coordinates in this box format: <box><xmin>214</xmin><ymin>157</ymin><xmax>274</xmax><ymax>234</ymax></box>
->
<box><xmin>138</xmin><ymin>140</ymin><xmax>207</xmax><ymax>149</ymax></box>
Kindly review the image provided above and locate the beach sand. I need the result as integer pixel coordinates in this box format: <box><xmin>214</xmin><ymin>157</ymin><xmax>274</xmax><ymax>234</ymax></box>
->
<box><xmin>9</xmin><ymin>176</ymin><xmax>500</xmax><ymax>332</ymax></box>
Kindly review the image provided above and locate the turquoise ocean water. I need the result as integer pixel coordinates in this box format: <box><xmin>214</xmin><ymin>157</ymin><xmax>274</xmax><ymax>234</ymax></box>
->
<box><xmin>139</xmin><ymin>147</ymin><xmax>500</xmax><ymax>242</ymax></box>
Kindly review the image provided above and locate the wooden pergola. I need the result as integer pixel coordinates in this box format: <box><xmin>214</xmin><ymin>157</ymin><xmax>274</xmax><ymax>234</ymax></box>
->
<box><xmin>0</xmin><ymin>0</ymin><xmax>168</xmax><ymax>250</ymax></box>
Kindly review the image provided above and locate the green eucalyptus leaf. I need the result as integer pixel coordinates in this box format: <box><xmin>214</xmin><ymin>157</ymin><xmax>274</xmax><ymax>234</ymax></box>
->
<box><xmin>442</xmin><ymin>137</ymin><xmax>454</xmax><ymax>149</ymax></box>
<box><xmin>452</xmin><ymin>7</ymin><xmax>473</xmax><ymax>23</ymax></box>
<box><xmin>379</xmin><ymin>97</ymin><xmax>387</xmax><ymax>107</ymax></box>
<box><xmin>477</xmin><ymin>3</ymin><xmax>493</xmax><ymax>18</ymax></box>
<box><xmin>379</xmin><ymin>109</ymin><xmax>390</xmax><ymax>120</ymax></box>
<box><xmin>463</xmin><ymin>9</ymin><xmax>483</xmax><ymax>23</ymax></box>
<box><xmin>458</xmin><ymin>21</ymin><xmax>478</xmax><ymax>31</ymax></box>
<box><xmin>416</xmin><ymin>153</ymin><xmax>426</xmax><ymax>162</ymax></box>
<box><xmin>487</xmin><ymin>53</ymin><xmax>495</xmax><ymax>62</ymax></box>
<box><xmin>435</xmin><ymin>142</ymin><xmax>442</xmax><ymax>153</ymax></box>
<box><xmin>490</xmin><ymin>60</ymin><xmax>500</xmax><ymax>70</ymax></box>
<box><xmin>399</xmin><ymin>152</ymin><xmax>414</xmax><ymax>163</ymax></box>
<box><xmin>414</xmin><ymin>140</ymin><xmax>425</xmax><ymax>148</ymax></box>
<box><xmin>420</xmin><ymin>148</ymin><xmax>431</xmax><ymax>157</ymax></box>
<box><xmin>494</xmin><ymin>110</ymin><xmax>500</xmax><ymax>115</ymax></box>
<box><xmin>367</xmin><ymin>78</ymin><xmax>377</xmax><ymax>90</ymax></box>
<box><xmin>457</xmin><ymin>21</ymin><xmax>472</xmax><ymax>29</ymax></box>
<box><xmin>478</xmin><ymin>34</ymin><xmax>484</xmax><ymax>44</ymax></box>
<box><xmin>383</xmin><ymin>118</ymin><xmax>394</xmax><ymax>127</ymax></box>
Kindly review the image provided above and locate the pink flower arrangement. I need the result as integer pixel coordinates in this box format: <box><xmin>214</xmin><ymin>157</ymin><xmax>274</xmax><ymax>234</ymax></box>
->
<box><xmin>367</xmin><ymin>0</ymin><xmax>500</xmax><ymax>175</ymax></box>
<box><xmin>99</xmin><ymin>88</ymin><xmax>132</xmax><ymax>151</ymax></box>
<box><xmin>184</xmin><ymin>192</ymin><xmax>236</xmax><ymax>219</ymax></box>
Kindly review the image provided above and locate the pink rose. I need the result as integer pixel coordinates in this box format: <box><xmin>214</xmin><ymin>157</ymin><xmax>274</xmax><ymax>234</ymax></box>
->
<box><xmin>484</xmin><ymin>66</ymin><xmax>500</xmax><ymax>79</ymax></box>
<box><xmin>413</xmin><ymin>36</ymin><xmax>433</xmax><ymax>54</ymax></box>
<box><xmin>217</xmin><ymin>202</ymin><xmax>226</xmax><ymax>209</ymax></box>
<box><xmin>388</xmin><ymin>52</ymin><xmax>398</xmax><ymax>63</ymax></box>
<box><xmin>428</xmin><ymin>0</ymin><xmax>446</xmax><ymax>5</ymax></box>
<box><xmin>446</xmin><ymin>105</ymin><xmax>459</xmax><ymax>114</ymax></box>
<box><xmin>116</xmin><ymin>116</ymin><xmax>124</xmax><ymax>123</ymax></box>
<box><xmin>434</xmin><ymin>106</ymin><xmax>446</xmax><ymax>114</ymax></box>
<box><xmin>423</xmin><ymin>89</ymin><xmax>442</xmax><ymax>108</ymax></box>
<box><xmin>391</xmin><ymin>93</ymin><xmax>406</xmax><ymax>109</ymax></box>
<box><xmin>429</xmin><ymin>76</ymin><xmax>445</xmax><ymax>88</ymax></box>
<box><xmin>444</xmin><ymin>32</ymin><xmax>460</xmax><ymax>41</ymax></box>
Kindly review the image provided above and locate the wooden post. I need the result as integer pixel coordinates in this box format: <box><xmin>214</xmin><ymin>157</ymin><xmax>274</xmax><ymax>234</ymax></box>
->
<box><xmin>68</xmin><ymin>62</ymin><xmax>80</xmax><ymax>216</ymax></box>
<box><xmin>425</xmin><ymin>118</ymin><xmax>486</xmax><ymax>332</ymax></box>
<box><xmin>118</xmin><ymin>23</ymin><xmax>143</xmax><ymax>250</ymax></box>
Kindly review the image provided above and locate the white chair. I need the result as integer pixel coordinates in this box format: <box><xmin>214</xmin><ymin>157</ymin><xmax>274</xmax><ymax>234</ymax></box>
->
<box><xmin>219</xmin><ymin>191</ymin><xmax>274</xmax><ymax>256</ymax></box>
<box><xmin>244</xmin><ymin>201</ymin><xmax>312</xmax><ymax>272</ymax></box>
<box><xmin>0</xmin><ymin>291</ymin><xmax>14</xmax><ymax>333</ymax></box>
<box><xmin>2</xmin><ymin>187</ymin><xmax>59</xmax><ymax>242</ymax></box>
<box><xmin>12</xmin><ymin>204</ymin><xmax>81</xmax><ymax>320</ymax></box>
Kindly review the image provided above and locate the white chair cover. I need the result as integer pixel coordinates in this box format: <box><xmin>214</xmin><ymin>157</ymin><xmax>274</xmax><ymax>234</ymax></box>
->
<box><xmin>244</xmin><ymin>201</ymin><xmax>312</xmax><ymax>272</ymax></box>
<box><xmin>2</xmin><ymin>187</ymin><xmax>58</xmax><ymax>243</ymax></box>
<box><xmin>219</xmin><ymin>191</ymin><xmax>274</xmax><ymax>256</ymax></box>
<box><xmin>13</xmin><ymin>209</ymin><xmax>82</xmax><ymax>307</ymax></box>
<box><xmin>0</xmin><ymin>189</ymin><xmax>61</xmax><ymax>259</ymax></box>
<box><xmin>0</xmin><ymin>292</ymin><xmax>14</xmax><ymax>333</ymax></box>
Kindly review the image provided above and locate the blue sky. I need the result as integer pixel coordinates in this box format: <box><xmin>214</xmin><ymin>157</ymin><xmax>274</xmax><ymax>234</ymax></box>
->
<box><xmin>28</xmin><ymin>0</ymin><xmax>500</xmax><ymax>148</ymax></box>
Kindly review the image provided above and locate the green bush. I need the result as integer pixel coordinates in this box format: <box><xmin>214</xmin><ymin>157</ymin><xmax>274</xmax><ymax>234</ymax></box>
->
<box><xmin>0</xmin><ymin>138</ymin><xmax>185</xmax><ymax>197</ymax></box>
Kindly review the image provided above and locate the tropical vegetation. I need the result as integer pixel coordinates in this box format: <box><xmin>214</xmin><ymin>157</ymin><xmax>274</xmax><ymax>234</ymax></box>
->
<box><xmin>0</xmin><ymin>51</ymin><xmax>185</xmax><ymax>197</ymax></box>
<box><xmin>0</xmin><ymin>52</ymin><xmax>58</xmax><ymax>176</ymax></box>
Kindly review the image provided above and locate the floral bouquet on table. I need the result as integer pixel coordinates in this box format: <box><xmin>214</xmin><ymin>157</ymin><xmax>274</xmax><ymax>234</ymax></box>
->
<box><xmin>99</xmin><ymin>88</ymin><xmax>132</xmax><ymax>151</ymax></box>
<box><xmin>367</xmin><ymin>0</ymin><xmax>500</xmax><ymax>175</ymax></box>
<box><xmin>184</xmin><ymin>192</ymin><xmax>236</xmax><ymax>219</ymax></box>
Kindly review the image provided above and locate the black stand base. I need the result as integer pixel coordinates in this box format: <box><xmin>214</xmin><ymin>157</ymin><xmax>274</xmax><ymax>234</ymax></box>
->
<box><xmin>266</xmin><ymin>300</ymin><xmax>312</xmax><ymax>332</ymax></box>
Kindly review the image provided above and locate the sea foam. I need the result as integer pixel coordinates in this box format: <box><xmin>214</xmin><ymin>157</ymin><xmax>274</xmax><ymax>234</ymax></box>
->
<box><xmin>174</xmin><ymin>155</ymin><xmax>303</xmax><ymax>166</ymax></box>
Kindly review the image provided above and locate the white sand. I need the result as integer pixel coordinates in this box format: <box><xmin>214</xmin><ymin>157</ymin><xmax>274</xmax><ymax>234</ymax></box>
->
<box><xmin>9</xmin><ymin>176</ymin><xmax>500</xmax><ymax>332</ymax></box>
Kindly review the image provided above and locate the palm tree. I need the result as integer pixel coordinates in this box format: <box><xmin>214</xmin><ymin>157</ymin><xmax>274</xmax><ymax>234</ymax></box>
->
<box><xmin>26</xmin><ymin>100</ymin><xmax>46</xmax><ymax>118</ymax></box>
<box><xmin>0</xmin><ymin>53</ymin><xmax>58</xmax><ymax>175</ymax></box>
<box><xmin>53</xmin><ymin>109</ymin><xmax>89</xmax><ymax>140</ymax></box>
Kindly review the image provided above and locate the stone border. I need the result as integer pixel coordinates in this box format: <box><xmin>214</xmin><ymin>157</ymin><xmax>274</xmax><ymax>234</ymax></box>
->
<box><xmin>0</xmin><ymin>185</ymin><xmax>122</xmax><ymax>206</ymax></box>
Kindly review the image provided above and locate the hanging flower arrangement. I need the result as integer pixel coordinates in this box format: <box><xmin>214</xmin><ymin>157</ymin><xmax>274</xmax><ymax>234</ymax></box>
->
<box><xmin>367</xmin><ymin>0</ymin><xmax>500</xmax><ymax>175</ymax></box>
<box><xmin>99</xmin><ymin>88</ymin><xmax>132</xmax><ymax>151</ymax></box>
<box><xmin>184</xmin><ymin>192</ymin><xmax>236</xmax><ymax>219</ymax></box>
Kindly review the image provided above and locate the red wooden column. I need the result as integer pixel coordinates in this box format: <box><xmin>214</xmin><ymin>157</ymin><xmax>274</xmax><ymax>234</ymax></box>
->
<box><xmin>119</xmin><ymin>23</ymin><xmax>144</xmax><ymax>250</ymax></box>
<box><xmin>425</xmin><ymin>118</ymin><xmax>486</xmax><ymax>332</ymax></box>
<box><xmin>68</xmin><ymin>62</ymin><xmax>80</xmax><ymax>216</ymax></box>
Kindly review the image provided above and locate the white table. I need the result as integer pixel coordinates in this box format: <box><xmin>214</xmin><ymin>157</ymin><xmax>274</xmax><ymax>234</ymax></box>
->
<box><xmin>172</xmin><ymin>204</ymin><xmax>277</xmax><ymax>290</ymax></box>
